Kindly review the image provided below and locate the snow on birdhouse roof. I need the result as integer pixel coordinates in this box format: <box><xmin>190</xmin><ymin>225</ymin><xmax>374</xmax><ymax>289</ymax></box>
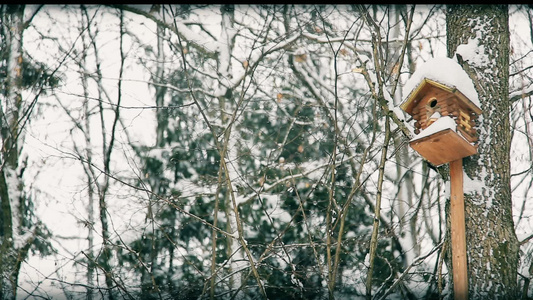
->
<box><xmin>401</xmin><ymin>57</ymin><xmax>481</xmax><ymax>113</ymax></box>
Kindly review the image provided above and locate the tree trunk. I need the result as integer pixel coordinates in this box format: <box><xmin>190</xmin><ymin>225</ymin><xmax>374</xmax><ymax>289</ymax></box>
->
<box><xmin>0</xmin><ymin>5</ymin><xmax>25</xmax><ymax>299</ymax></box>
<box><xmin>446</xmin><ymin>5</ymin><xmax>520</xmax><ymax>299</ymax></box>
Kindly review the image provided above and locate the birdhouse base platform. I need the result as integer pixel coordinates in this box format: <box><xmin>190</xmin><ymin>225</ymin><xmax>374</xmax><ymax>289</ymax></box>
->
<box><xmin>409</xmin><ymin>129</ymin><xmax>477</xmax><ymax>166</ymax></box>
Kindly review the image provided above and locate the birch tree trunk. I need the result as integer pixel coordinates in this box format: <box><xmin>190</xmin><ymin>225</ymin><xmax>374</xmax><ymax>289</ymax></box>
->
<box><xmin>0</xmin><ymin>5</ymin><xmax>26</xmax><ymax>299</ymax></box>
<box><xmin>446</xmin><ymin>5</ymin><xmax>520</xmax><ymax>299</ymax></box>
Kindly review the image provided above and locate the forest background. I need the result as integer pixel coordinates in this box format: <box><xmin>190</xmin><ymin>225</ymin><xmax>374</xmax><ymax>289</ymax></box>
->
<box><xmin>1</xmin><ymin>4</ymin><xmax>533</xmax><ymax>300</ymax></box>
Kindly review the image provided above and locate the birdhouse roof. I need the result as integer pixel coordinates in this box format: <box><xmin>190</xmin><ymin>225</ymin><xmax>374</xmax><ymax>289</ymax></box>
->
<box><xmin>400</xmin><ymin>57</ymin><xmax>482</xmax><ymax>115</ymax></box>
<box><xmin>400</xmin><ymin>78</ymin><xmax>482</xmax><ymax>115</ymax></box>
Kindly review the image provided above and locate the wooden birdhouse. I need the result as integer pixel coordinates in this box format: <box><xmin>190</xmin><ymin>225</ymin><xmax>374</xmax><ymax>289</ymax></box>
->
<box><xmin>400</xmin><ymin>78</ymin><xmax>482</xmax><ymax>166</ymax></box>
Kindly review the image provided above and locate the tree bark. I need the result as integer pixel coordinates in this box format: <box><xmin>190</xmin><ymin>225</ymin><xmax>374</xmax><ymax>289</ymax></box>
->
<box><xmin>446</xmin><ymin>5</ymin><xmax>520</xmax><ymax>299</ymax></box>
<box><xmin>0</xmin><ymin>5</ymin><xmax>25</xmax><ymax>299</ymax></box>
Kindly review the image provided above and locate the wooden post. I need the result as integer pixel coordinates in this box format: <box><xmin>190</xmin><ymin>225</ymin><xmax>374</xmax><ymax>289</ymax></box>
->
<box><xmin>450</xmin><ymin>159</ymin><xmax>468</xmax><ymax>300</ymax></box>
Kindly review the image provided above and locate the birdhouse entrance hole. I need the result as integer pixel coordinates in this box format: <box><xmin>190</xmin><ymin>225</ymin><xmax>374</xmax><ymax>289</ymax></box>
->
<box><xmin>426</xmin><ymin>97</ymin><xmax>440</xmax><ymax>126</ymax></box>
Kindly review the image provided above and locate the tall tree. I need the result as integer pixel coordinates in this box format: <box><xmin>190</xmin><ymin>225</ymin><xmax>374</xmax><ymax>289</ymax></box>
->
<box><xmin>0</xmin><ymin>4</ymin><xmax>53</xmax><ymax>299</ymax></box>
<box><xmin>446</xmin><ymin>5</ymin><xmax>520</xmax><ymax>299</ymax></box>
<box><xmin>50</xmin><ymin>6</ymin><xmax>130</xmax><ymax>299</ymax></box>
<box><xmin>0</xmin><ymin>5</ymin><xmax>26</xmax><ymax>299</ymax></box>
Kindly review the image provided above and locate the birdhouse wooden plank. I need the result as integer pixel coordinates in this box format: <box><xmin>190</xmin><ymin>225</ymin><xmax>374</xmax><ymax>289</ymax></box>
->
<box><xmin>410</xmin><ymin>129</ymin><xmax>478</xmax><ymax>166</ymax></box>
<box><xmin>400</xmin><ymin>77</ymin><xmax>482</xmax><ymax>166</ymax></box>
